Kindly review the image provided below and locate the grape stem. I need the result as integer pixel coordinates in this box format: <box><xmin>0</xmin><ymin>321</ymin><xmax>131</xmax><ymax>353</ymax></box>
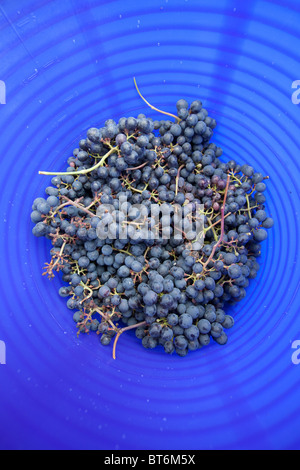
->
<box><xmin>39</xmin><ymin>146</ymin><xmax>118</xmax><ymax>176</ymax></box>
<box><xmin>202</xmin><ymin>173</ymin><xmax>231</xmax><ymax>270</ymax></box>
<box><xmin>52</xmin><ymin>240</ymin><xmax>67</xmax><ymax>271</ymax></box>
<box><xmin>175</xmin><ymin>164</ymin><xmax>184</xmax><ymax>195</ymax></box>
<box><xmin>245</xmin><ymin>194</ymin><xmax>252</xmax><ymax>219</ymax></box>
<box><xmin>133</xmin><ymin>77</ymin><xmax>181</xmax><ymax>123</ymax></box>
<box><xmin>126</xmin><ymin>161</ymin><xmax>149</xmax><ymax>171</ymax></box>
<box><xmin>112</xmin><ymin>321</ymin><xmax>147</xmax><ymax>360</ymax></box>
<box><xmin>206</xmin><ymin>212</ymin><xmax>231</xmax><ymax>231</ymax></box>
<box><xmin>60</xmin><ymin>196</ymin><xmax>96</xmax><ymax>218</ymax></box>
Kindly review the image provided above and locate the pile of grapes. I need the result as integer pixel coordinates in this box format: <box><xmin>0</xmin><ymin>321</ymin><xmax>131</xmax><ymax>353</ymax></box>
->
<box><xmin>31</xmin><ymin>82</ymin><xmax>273</xmax><ymax>358</ymax></box>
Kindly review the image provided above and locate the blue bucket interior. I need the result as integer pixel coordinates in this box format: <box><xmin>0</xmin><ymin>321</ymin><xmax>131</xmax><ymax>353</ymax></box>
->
<box><xmin>0</xmin><ymin>0</ymin><xmax>300</xmax><ymax>450</ymax></box>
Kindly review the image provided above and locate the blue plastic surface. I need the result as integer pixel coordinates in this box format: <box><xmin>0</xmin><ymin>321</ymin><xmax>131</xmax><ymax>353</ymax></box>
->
<box><xmin>0</xmin><ymin>0</ymin><xmax>300</xmax><ymax>450</ymax></box>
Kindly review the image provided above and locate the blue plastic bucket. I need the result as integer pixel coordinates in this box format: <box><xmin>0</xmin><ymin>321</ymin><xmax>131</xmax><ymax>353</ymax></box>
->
<box><xmin>0</xmin><ymin>0</ymin><xmax>300</xmax><ymax>450</ymax></box>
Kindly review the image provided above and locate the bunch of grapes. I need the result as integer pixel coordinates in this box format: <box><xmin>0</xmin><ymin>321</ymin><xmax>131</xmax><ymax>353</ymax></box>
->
<box><xmin>31</xmin><ymin>81</ymin><xmax>273</xmax><ymax>358</ymax></box>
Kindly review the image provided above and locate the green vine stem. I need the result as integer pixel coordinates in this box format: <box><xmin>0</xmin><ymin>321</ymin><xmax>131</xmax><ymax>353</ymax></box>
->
<box><xmin>39</xmin><ymin>146</ymin><xmax>118</xmax><ymax>176</ymax></box>
<box><xmin>133</xmin><ymin>77</ymin><xmax>181</xmax><ymax>123</ymax></box>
